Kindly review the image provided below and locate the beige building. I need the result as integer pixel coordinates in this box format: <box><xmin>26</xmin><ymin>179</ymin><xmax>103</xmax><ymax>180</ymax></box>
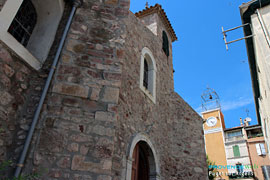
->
<box><xmin>240</xmin><ymin>0</ymin><xmax>270</xmax><ymax>161</ymax></box>
<box><xmin>245</xmin><ymin>125</ymin><xmax>270</xmax><ymax>180</ymax></box>
<box><xmin>224</xmin><ymin>126</ymin><xmax>253</xmax><ymax>179</ymax></box>
<box><xmin>202</xmin><ymin>108</ymin><xmax>229</xmax><ymax>180</ymax></box>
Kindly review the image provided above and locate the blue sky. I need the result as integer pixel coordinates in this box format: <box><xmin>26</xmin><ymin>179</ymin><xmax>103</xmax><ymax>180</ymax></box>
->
<box><xmin>130</xmin><ymin>0</ymin><xmax>258</xmax><ymax>128</ymax></box>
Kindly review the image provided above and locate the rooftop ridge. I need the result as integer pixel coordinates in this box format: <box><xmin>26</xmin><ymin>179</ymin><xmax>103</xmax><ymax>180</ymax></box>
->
<box><xmin>135</xmin><ymin>4</ymin><xmax>178</xmax><ymax>42</ymax></box>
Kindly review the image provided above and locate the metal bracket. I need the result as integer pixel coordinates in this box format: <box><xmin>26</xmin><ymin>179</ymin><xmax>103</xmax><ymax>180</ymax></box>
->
<box><xmin>222</xmin><ymin>23</ymin><xmax>254</xmax><ymax>51</ymax></box>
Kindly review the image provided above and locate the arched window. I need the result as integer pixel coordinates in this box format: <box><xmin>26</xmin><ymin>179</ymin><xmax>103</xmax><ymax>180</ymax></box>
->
<box><xmin>162</xmin><ymin>31</ymin><xmax>169</xmax><ymax>57</ymax></box>
<box><xmin>140</xmin><ymin>47</ymin><xmax>156</xmax><ymax>103</ymax></box>
<box><xmin>8</xmin><ymin>0</ymin><xmax>37</xmax><ymax>47</ymax></box>
<box><xmin>0</xmin><ymin>0</ymin><xmax>65</xmax><ymax>69</ymax></box>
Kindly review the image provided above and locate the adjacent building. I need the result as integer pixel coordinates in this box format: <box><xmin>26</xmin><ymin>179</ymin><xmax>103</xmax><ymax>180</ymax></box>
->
<box><xmin>202</xmin><ymin>108</ymin><xmax>229</xmax><ymax>180</ymax></box>
<box><xmin>246</xmin><ymin>125</ymin><xmax>269</xmax><ymax>180</ymax></box>
<box><xmin>202</xmin><ymin>89</ymin><xmax>270</xmax><ymax>179</ymax></box>
<box><xmin>224</xmin><ymin>126</ymin><xmax>253</xmax><ymax>179</ymax></box>
<box><xmin>240</xmin><ymin>0</ymin><xmax>270</xmax><ymax>161</ymax></box>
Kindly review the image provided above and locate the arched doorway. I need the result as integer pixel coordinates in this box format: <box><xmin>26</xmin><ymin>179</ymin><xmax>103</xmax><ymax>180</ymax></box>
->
<box><xmin>126</xmin><ymin>133</ymin><xmax>160</xmax><ymax>180</ymax></box>
<box><xmin>132</xmin><ymin>141</ymin><xmax>150</xmax><ymax>180</ymax></box>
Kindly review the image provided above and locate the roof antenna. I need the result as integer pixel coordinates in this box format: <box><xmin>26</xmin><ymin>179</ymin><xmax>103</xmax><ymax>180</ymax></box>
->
<box><xmin>246</xmin><ymin>109</ymin><xmax>249</xmax><ymax>117</ymax></box>
<box><xmin>145</xmin><ymin>1</ymin><xmax>149</xmax><ymax>8</ymax></box>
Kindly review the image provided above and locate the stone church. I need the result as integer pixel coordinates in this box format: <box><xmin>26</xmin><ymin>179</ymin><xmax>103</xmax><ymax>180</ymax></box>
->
<box><xmin>0</xmin><ymin>0</ymin><xmax>207</xmax><ymax>179</ymax></box>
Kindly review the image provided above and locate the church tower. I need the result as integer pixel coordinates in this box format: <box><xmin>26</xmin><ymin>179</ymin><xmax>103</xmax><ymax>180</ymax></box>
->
<box><xmin>201</xmin><ymin>88</ymin><xmax>229</xmax><ymax>180</ymax></box>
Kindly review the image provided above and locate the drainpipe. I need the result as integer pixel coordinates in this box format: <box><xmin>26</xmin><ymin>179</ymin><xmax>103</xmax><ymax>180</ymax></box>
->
<box><xmin>14</xmin><ymin>0</ymin><xmax>82</xmax><ymax>177</ymax></box>
<box><xmin>256</xmin><ymin>9</ymin><xmax>270</xmax><ymax>48</ymax></box>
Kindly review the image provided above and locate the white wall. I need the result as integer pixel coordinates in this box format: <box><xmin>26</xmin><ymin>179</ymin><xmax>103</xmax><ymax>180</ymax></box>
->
<box><xmin>225</xmin><ymin>141</ymin><xmax>252</xmax><ymax>174</ymax></box>
<box><xmin>251</xmin><ymin>5</ymin><xmax>270</xmax><ymax>158</ymax></box>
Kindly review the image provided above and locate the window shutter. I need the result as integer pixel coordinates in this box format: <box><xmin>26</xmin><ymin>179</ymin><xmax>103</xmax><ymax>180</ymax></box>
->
<box><xmin>233</xmin><ymin>145</ymin><xmax>240</xmax><ymax>157</ymax></box>
<box><xmin>162</xmin><ymin>31</ymin><xmax>169</xmax><ymax>57</ymax></box>
<box><xmin>256</xmin><ymin>143</ymin><xmax>262</xmax><ymax>155</ymax></box>
<box><xmin>260</xmin><ymin>143</ymin><xmax>266</xmax><ymax>155</ymax></box>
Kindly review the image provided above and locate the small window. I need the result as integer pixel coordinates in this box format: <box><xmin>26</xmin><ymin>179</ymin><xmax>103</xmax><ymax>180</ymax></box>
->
<box><xmin>162</xmin><ymin>31</ymin><xmax>169</xmax><ymax>57</ymax></box>
<box><xmin>143</xmin><ymin>59</ymin><xmax>148</xmax><ymax>89</ymax></box>
<box><xmin>8</xmin><ymin>0</ymin><xmax>37</xmax><ymax>47</ymax></box>
<box><xmin>256</xmin><ymin>143</ymin><xmax>266</xmax><ymax>156</ymax></box>
<box><xmin>233</xmin><ymin>145</ymin><xmax>240</xmax><ymax>157</ymax></box>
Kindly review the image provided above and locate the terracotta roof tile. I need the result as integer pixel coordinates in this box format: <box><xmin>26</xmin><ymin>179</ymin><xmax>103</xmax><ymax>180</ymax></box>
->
<box><xmin>135</xmin><ymin>4</ymin><xmax>178</xmax><ymax>42</ymax></box>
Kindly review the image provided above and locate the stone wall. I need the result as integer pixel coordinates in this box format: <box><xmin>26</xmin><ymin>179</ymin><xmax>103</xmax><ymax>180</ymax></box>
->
<box><xmin>0</xmin><ymin>0</ymin><xmax>208</xmax><ymax>179</ymax></box>
<box><xmin>111</xmin><ymin>12</ymin><xmax>208</xmax><ymax>180</ymax></box>
<box><xmin>21</xmin><ymin>0</ymin><xmax>130</xmax><ymax>179</ymax></box>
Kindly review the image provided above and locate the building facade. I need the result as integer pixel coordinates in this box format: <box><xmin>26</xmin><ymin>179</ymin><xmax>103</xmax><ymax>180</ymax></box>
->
<box><xmin>203</xmin><ymin>106</ymin><xmax>270</xmax><ymax>179</ymax></box>
<box><xmin>245</xmin><ymin>125</ymin><xmax>270</xmax><ymax>180</ymax></box>
<box><xmin>0</xmin><ymin>0</ymin><xmax>208</xmax><ymax>179</ymax></box>
<box><xmin>224</xmin><ymin>127</ymin><xmax>253</xmax><ymax>179</ymax></box>
<box><xmin>240</xmin><ymin>0</ymin><xmax>270</xmax><ymax>160</ymax></box>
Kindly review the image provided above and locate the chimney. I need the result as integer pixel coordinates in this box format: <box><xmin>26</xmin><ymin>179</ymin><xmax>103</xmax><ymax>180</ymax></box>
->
<box><xmin>240</xmin><ymin>118</ymin><xmax>243</xmax><ymax>126</ymax></box>
<box><xmin>244</xmin><ymin>119</ymin><xmax>249</xmax><ymax>126</ymax></box>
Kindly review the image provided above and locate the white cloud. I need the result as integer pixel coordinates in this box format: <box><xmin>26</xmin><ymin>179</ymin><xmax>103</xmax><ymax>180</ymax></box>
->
<box><xmin>221</xmin><ymin>98</ymin><xmax>253</xmax><ymax>111</ymax></box>
<box><xmin>194</xmin><ymin>97</ymin><xmax>253</xmax><ymax>113</ymax></box>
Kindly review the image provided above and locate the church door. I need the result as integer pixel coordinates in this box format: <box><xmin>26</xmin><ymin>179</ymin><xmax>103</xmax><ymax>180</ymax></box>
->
<box><xmin>131</xmin><ymin>143</ymin><xmax>150</xmax><ymax>180</ymax></box>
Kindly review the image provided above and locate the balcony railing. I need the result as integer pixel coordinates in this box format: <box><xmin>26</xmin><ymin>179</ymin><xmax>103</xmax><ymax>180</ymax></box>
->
<box><xmin>225</xmin><ymin>135</ymin><xmax>244</xmax><ymax>142</ymax></box>
<box><xmin>248</xmin><ymin>133</ymin><xmax>263</xmax><ymax>139</ymax></box>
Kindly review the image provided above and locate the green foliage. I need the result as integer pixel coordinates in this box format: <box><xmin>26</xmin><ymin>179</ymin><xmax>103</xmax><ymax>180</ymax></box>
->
<box><xmin>0</xmin><ymin>160</ymin><xmax>41</xmax><ymax>180</ymax></box>
<box><xmin>207</xmin><ymin>155</ymin><xmax>219</xmax><ymax>180</ymax></box>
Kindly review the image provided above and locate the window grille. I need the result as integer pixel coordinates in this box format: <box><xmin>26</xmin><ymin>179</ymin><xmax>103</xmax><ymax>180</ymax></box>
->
<box><xmin>8</xmin><ymin>0</ymin><xmax>37</xmax><ymax>47</ymax></box>
<box><xmin>143</xmin><ymin>59</ymin><xmax>148</xmax><ymax>89</ymax></box>
<box><xmin>227</xmin><ymin>131</ymin><xmax>242</xmax><ymax>138</ymax></box>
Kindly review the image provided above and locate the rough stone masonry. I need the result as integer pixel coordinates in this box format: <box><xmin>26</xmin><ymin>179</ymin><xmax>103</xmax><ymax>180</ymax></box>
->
<box><xmin>0</xmin><ymin>0</ymin><xmax>208</xmax><ymax>179</ymax></box>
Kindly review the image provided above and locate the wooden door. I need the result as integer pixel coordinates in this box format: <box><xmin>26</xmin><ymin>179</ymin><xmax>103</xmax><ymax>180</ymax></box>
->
<box><xmin>131</xmin><ymin>144</ymin><xmax>139</xmax><ymax>180</ymax></box>
<box><xmin>131</xmin><ymin>143</ymin><xmax>150</xmax><ymax>180</ymax></box>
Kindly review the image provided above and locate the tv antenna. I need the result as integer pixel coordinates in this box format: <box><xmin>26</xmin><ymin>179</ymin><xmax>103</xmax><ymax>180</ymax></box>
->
<box><xmin>201</xmin><ymin>87</ymin><xmax>221</xmax><ymax>111</ymax></box>
<box><xmin>145</xmin><ymin>1</ymin><xmax>149</xmax><ymax>8</ymax></box>
<box><xmin>246</xmin><ymin>109</ymin><xmax>250</xmax><ymax>117</ymax></box>
<box><xmin>222</xmin><ymin>23</ymin><xmax>254</xmax><ymax>51</ymax></box>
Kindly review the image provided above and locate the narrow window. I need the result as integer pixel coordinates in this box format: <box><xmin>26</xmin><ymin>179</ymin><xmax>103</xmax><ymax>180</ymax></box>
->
<box><xmin>162</xmin><ymin>31</ymin><xmax>169</xmax><ymax>57</ymax></box>
<box><xmin>140</xmin><ymin>47</ymin><xmax>156</xmax><ymax>103</ymax></box>
<box><xmin>8</xmin><ymin>0</ymin><xmax>37</xmax><ymax>47</ymax></box>
<box><xmin>143</xmin><ymin>59</ymin><xmax>148</xmax><ymax>89</ymax></box>
<box><xmin>233</xmin><ymin>145</ymin><xmax>240</xmax><ymax>157</ymax></box>
<box><xmin>256</xmin><ymin>143</ymin><xmax>266</xmax><ymax>155</ymax></box>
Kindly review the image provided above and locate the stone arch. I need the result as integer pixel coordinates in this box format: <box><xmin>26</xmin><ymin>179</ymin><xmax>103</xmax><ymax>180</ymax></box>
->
<box><xmin>126</xmin><ymin>133</ymin><xmax>160</xmax><ymax>180</ymax></box>
<box><xmin>140</xmin><ymin>47</ymin><xmax>157</xmax><ymax>103</ymax></box>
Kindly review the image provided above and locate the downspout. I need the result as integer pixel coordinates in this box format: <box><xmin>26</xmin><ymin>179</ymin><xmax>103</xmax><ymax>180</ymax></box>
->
<box><xmin>256</xmin><ymin>9</ymin><xmax>270</xmax><ymax>48</ymax></box>
<box><xmin>244</xmin><ymin>128</ymin><xmax>255</xmax><ymax>178</ymax></box>
<box><xmin>14</xmin><ymin>0</ymin><xmax>82</xmax><ymax>177</ymax></box>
